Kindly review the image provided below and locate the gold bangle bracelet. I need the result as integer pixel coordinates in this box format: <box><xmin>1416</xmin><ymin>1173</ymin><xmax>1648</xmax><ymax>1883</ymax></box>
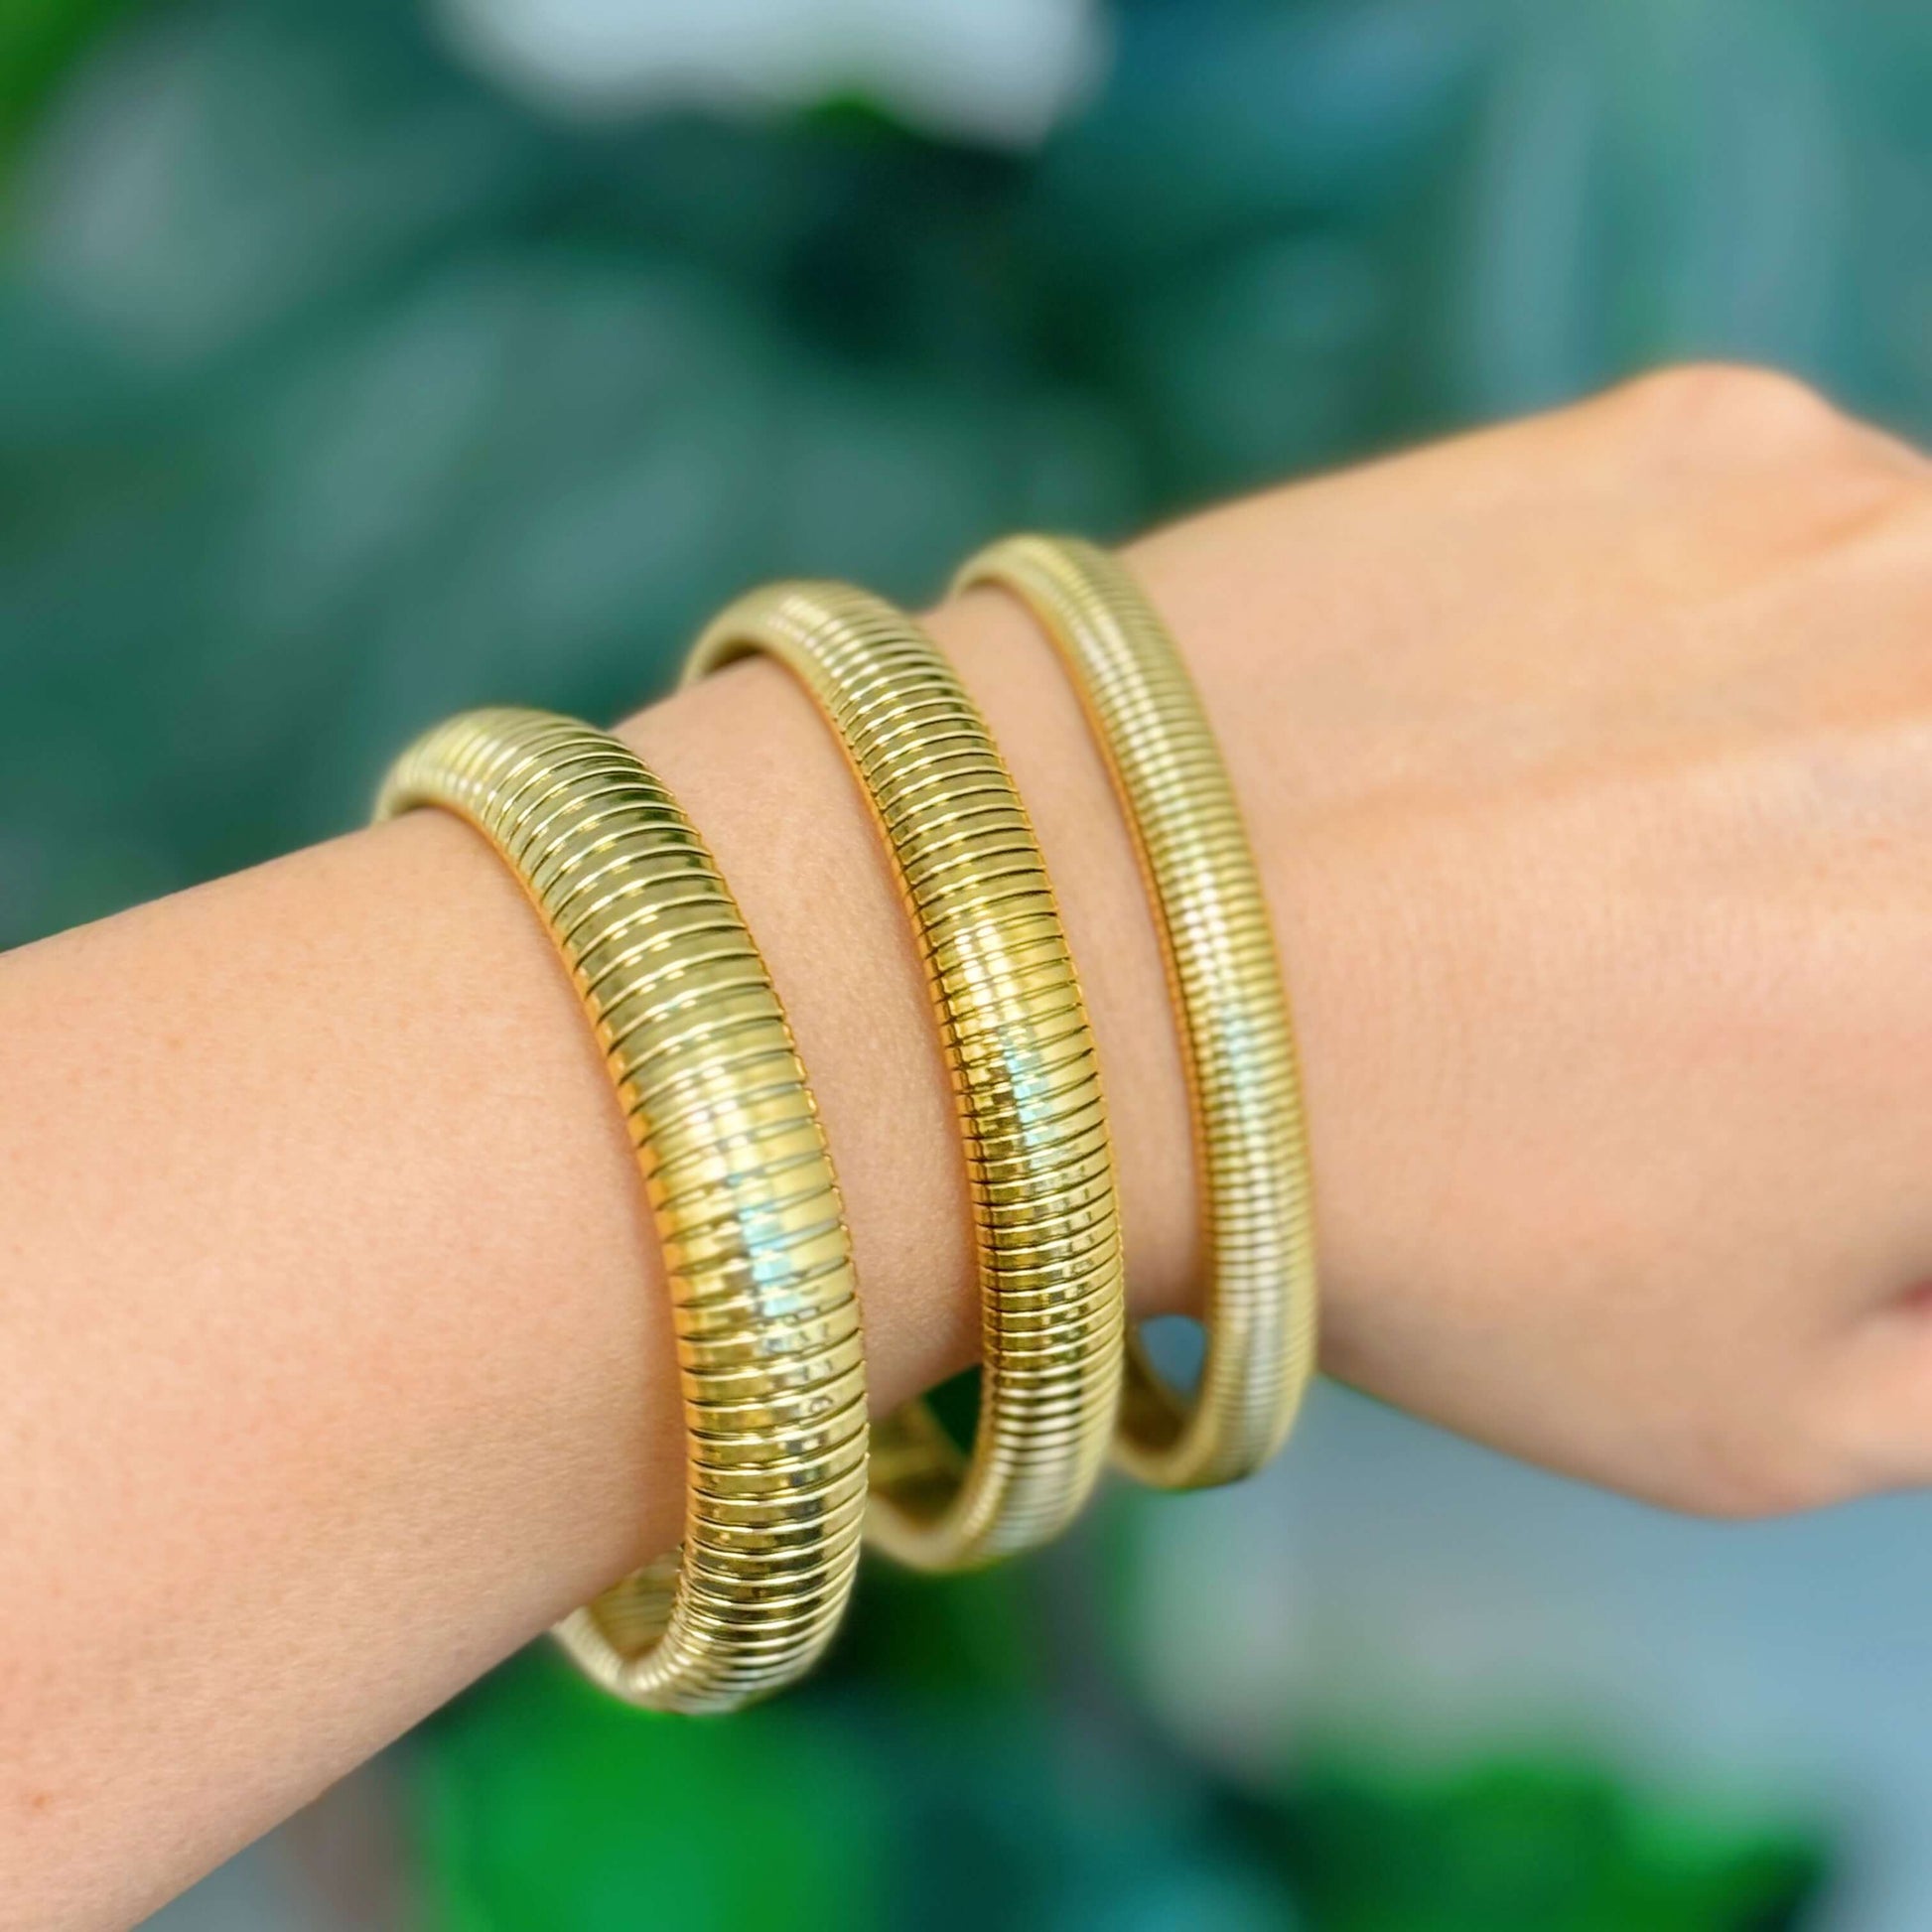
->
<box><xmin>955</xmin><ymin>536</ymin><xmax>1318</xmax><ymax>1489</ymax></box>
<box><xmin>376</xmin><ymin>708</ymin><xmax>868</xmax><ymax>1712</ymax></box>
<box><xmin>685</xmin><ymin>586</ymin><xmax>1126</xmax><ymax>1572</ymax></box>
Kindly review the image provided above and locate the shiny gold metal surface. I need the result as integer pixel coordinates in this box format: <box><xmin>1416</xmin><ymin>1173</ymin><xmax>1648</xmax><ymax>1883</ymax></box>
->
<box><xmin>377</xmin><ymin>709</ymin><xmax>867</xmax><ymax>1712</ymax></box>
<box><xmin>956</xmin><ymin>536</ymin><xmax>1317</xmax><ymax>1489</ymax></box>
<box><xmin>686</xmin><ymin>587</ymin><xmax>1126</xmax><ymax>1572</ymax></box>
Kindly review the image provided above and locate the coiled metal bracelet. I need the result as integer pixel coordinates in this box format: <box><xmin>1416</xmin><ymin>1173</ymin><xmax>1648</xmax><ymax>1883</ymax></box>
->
<box><xmin>377</xmin><ymin>708</ymin><xmax>869</xmax><ymax>1712</ymax></box>
<box><xmin>956</xmin><ymin>537</ymin><xmax>1317</xmax><ymax>1489</ymax></box>
<box><xmin>686</xmin><ymin>586</ymin><xmax>1126</xmax><ymax>1572</ymax></box>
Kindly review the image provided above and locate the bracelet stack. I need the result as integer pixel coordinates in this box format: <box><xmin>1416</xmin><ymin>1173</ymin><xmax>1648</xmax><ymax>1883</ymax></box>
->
<box><xmin>377</xmin><ymin>537</ymin><xmax>1316</xmax><ymax>1714</ymax></box>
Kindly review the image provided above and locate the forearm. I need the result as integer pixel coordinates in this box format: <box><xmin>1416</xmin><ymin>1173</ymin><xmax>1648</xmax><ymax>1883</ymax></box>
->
<box><xmin>2</xmin><ymin>521</ymin><xmax>1365</xmax><ymax>1928</ymax></box>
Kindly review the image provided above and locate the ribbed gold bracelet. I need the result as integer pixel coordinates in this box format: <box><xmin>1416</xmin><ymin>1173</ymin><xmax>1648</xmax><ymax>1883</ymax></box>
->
<box><xmin>376</xmin><ymin>708</ymin><xmax>868</xmax><ymax>1712</ymax></box>
<box><xmin>955</xmin><ymin>536</ymin><xmax>1317</xmax><ymax>1489</ymax></box>
<box><xmin>685</xmin><ymin>586</ymin><xmax>1126</xmax><ymax>1572</ymax></box>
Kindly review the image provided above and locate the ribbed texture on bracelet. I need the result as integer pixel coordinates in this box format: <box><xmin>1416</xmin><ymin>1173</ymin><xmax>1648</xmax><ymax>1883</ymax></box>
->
<box><xmin>686</xmin><ymin>587</ymin><xmax>1126</xmax><ymax>1571</ymax></box>
<box><xmin>956</xmin><ymin>536</ymin><xmax>1317</xmax><ymax>1489</ymax></box>
<box><xmin>377</xmin><ymin>708</ymin><xmax>868</xmax><ymax>1712</ymax></box>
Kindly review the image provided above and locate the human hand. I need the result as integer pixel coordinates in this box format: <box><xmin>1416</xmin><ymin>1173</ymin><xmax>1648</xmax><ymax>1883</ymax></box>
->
<box><xmin>1079</xmin><ymin>367</ymin><xmax>1932</xmax><ymax>1516</ymax></box>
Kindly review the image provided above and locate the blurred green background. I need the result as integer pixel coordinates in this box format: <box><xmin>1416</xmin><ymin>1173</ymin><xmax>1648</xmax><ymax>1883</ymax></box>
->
<box><xmin>5</xmin><ymin>1</ymin><xmax>1929</xmax><ymax>1927</ymax></box>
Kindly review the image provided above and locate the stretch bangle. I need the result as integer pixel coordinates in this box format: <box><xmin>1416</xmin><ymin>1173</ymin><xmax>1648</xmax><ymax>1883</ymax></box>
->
<box><xmin>686</xmin><ymin>586</ymin><xmax>1126</xmax><ymax>1572</ymax></box>
<box><xmin>956</xmin><ymin>536</ymin><xmax>1318</xmax><ymax>1489</ymax></box>
<box><xmin>377</xmin><ymin>708</ymin><xmax>869</xmax><ymax>1712</ymax></box>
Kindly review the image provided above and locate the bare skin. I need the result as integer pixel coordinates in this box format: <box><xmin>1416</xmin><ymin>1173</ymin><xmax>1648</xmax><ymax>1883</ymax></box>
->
<box><xmin>6</xmin><ymin>366</ymin><xmax>1932</xmax><ymax>1927</ymax></box>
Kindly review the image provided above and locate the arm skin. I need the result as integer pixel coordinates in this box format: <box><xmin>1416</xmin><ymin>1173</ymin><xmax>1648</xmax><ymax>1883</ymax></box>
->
<box><xmin>9</xmin><ymin>366</ymin><xmax>1932</xmax><ymax>1927</ymax></box>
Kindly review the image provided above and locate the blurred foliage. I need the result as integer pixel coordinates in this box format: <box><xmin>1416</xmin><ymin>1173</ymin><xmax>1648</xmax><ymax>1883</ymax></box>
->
<box><xmin>420</xmin><ymin>1503</ymin><xmax>1830</xmax><ymax>1928</ymax></box>
<box><xmin>0</xmin><ymin>0</ymin><xmax>128</xmax><ymax>151</ymax></box>
<box><xmin>1273</xmin><ymin>1752</ymin><xmax>1825</xmax><ymax>1932</ymax></box>
<box><xmin>419</xmin><ymin>1608</ymin><xmax>1827</xmax><ymax>1931</ymax></box>
<box><xmin>4</xmin><ymin>0</ymin><xmax>1920</xmax><ymax>1924</ymax></box>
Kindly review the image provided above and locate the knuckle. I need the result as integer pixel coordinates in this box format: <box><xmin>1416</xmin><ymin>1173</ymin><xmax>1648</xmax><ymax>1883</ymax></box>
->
<box><xmin>1605</xmin><ymin>360</ymin><xmax>1850</xmax><ymax>460</ymax></box>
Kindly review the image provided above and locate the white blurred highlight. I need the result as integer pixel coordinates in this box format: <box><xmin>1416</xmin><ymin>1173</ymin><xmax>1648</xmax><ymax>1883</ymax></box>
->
<box><xmin>434</xmin><ymin>0</ymin><xmax>1108</xmax><ymax>147</ymax></box>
